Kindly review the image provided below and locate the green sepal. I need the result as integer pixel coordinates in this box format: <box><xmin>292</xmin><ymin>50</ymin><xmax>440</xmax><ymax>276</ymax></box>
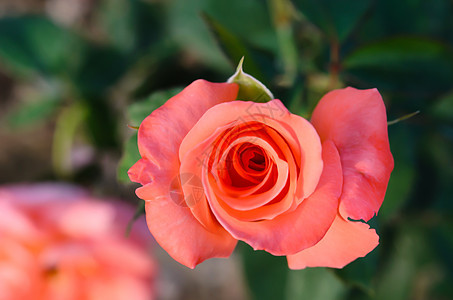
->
<box><xmin>227</xmin><ymin>57</ymin><xmax>274</xmax><ymax>103</ymax></box>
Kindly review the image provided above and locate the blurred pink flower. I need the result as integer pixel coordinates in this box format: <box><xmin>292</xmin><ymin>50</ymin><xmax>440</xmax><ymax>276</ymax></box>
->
<box><xmin>0</xmin><ymin>183</ymin><xmax>156</xmax><ymax>300</ymax></box>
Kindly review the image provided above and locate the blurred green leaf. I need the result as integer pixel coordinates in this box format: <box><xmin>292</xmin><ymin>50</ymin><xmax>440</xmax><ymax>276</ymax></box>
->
<box><xmin>239</xmin><ymin>242</ymin><xmax>288</xmax><ymax>300</ymax></box>
<box><xmin>118</xmin><ymin>88</ymin><xmax>183</xmax><ymax>183</ymax></box>
<box><xmin>99</xmin><ymin>0</ymin><xmax>166</xmax><ymax>54</ymax></box>
<box><xmin>431</xmin><ymin>219</ymin><xmax>453</xmax><ymax>299</ymax></box>
<box><xmin>380</xmin><ymin>124</ymin><xmax>417</xmax><ymax>221</ymax></box>
<box><xmin>425</xmin><ymin>133</ymin><xmax>453</xmax><ymax>211</ymax></box>
<box><xmin>202</xmin><ymin>13</ymin><xmax>264</xmax><ymax>80</ymax></box>
<box><xmin>204</xmin><ymin>0</ymin><xmax>277</xmax><ymax>53</ymax></box>
<box><xmin>334</xmin><ymin>250</ymin><xmax>379</xmax><ymax>295</ymax></box>
<box><xmin>292</xmin><ymin>0</ymin><xmax>372</xmax><ymax>42</ymax></box>
<box><xmin>286</xmin><ymin>268</ymin><xmax>347</xmax><ymax>300</ymax></box>
<box><xmin>118</xmin><ymin>132</ymin><xmax>140</xmax><ymax>183</ymax></box>
<box><xmin>167</xmin><ymin>0</ymin><xmax>277</xmax><ymax>73</ymax></box>
<box><xmin>5</xmin><ymin>94</ymin><xmax>61</xmax><ymax>128</ymax></box>
<box><xmin>343</xmin><ymin>37</ymin><xmax>453</xmax><ymax>95</ymax></box>
<box><xmin>166</xmin><ymin>0</ymin><xmax>230</xmax><ymax>72</ymax></box>
<box><xmin>82</xmin><ymin>96</ymin><xmax>119</xmax><ymax>149</ymax></box>
<box><xmin>52</xmin><ymin>102</ymin><xmax>89</xmax><ymax>178</ymax></box>
<box><xmin>375</xmin><ymin>224</ymin><xmax>443</xmax><ymax>300</ymax></box>
<box><xmin>430</xmin><ymin>92</ymin><xmax>453</xmax><ymax>122</ymax></box>
<box><xmin>74</xmin><ymin>46</ymin><xmax>130</xmax><ymax>96</ymax></box>
<box><xmin>99</xmin><ymin>0</ymin><xmax>136</xmax><ymax>53</ymax></box>
<box><xmin>128</xmin><ymin>87</ymin><xmax>183</xmax><ymax>126</ymax></box>
<box><xmin>0</xmin><ymin>16</ymin><xmax>81</xmax><ymax>77</ymax></box>
<box><xmin>374</xmin><ymin>0</ymin><xmax>452</xmax><ymax>38</ymax></box>
<box><xmin>268</xmin><ymin>0</ymin><xmax>299</xmax><ymax>85</ymax></box>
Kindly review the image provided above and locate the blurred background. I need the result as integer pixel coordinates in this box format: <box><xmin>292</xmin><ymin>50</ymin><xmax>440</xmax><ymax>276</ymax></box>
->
<box><xmin>0</xmin><ymin>0</ymin><xmax>452</xmax><ymax>299</ymax></box>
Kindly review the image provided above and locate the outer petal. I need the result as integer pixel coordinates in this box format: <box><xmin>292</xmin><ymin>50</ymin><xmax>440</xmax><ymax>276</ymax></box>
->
<box><xmin>205</xmin><ymin>140</ymin><xmax>341</xmax><ymax>255</ymax></box>
<box><xmin>136</xmin><ymin>179</ymin><xmax>237</xmax><ymax>269</ymax></box>
<box><xmin>287</xmin><ymin>215</ymin><xmax>379</xmax><ymax>269</ymax></box>
<box><xmin>128</xmin><ymin>80</ymin><xmax>239</xmax><ymax>268</ymax></box>
<box><xmin>311</xmin><ymin>87</ymin><xmax>394</xmax><ymax>221</ymax></box>
<box><xmin>133</xmin><ymin>80</ymin><xmax>238</xmax><ymax>168</ymax></box>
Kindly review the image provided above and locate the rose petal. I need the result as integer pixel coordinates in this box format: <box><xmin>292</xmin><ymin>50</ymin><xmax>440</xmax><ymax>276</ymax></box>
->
<box><xmin>287</xmin><ymin>214</ymin><xmax>379</xmax><ymax>269</ymax></box>
<box><xmin>311</xmin><ymin>87</ymin><xmax>394</xmax><ymax>221</ymax></box>
<box><xmin>129</xmin><ymin>80</ymin><xmax>238</xmax><ymax>187</ymax></box>
<box><xmin>133</xmin><ymin>80</ymin><xmax>238</xmax><ymax>171</ymax></box>
<box><xmin>205</xmin><ymin>140</ymin><xmax>341</xmax><ymax>255</ymax></box>
<box><xmin>136</xmin><ymin>176</ymin><xmax>237</xmax><ymax>269</ymax></box>
<box><xmin>128</xmin><ymin>158</ymin><xmax>155</xmax><ymax>185</ymax></box>
<box><xmin>281</xmin><ymin>115</ymin><xmax>323</xmax><ymax>202</ymax></box>
<box><xmin>179</xmin><ymin>131</ymin><xmax>291</xmax><ymax>227</ymax></box>
<box><xmin>128</xmin><ymin>80</ymin><xmax>239</xmax><ymax>268</ymax></box>
<box><xmin>92</xmin><ymin>240</ymin><xmax>154</xmax><ymax>276</ymax></box>
<box><xmin>0</xmin><ymin>202</ymin><xmax>40</xmax><ymax>241</ymax></box>
<box><xmin>181</xmin><ymin>127</ymin><xmax>296</xmax><ymax>222</ymax></box>
<box><xmin>59</xmin><ymin>201</ymin><xmax>114</xmax><ymax>238</ymax></box>
<box><xmin>179</xmin><ymin>99</ymin><xmax>323</xmax><ymax>220</ymax></box>
<box><xmin>213</xmin><ymin>136</ymin><xmax>290</xmax><ymax>212</ymax></box>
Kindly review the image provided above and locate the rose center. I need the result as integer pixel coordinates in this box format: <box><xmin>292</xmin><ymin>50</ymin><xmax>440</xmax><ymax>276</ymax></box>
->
<box><xmin>240</xmin><ymin>146</ymin><xmax>266</xmax><ymax>172</ymax></box>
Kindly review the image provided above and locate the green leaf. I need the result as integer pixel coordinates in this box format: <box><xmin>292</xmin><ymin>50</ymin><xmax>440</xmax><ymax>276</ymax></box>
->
<box><xmin>430</xmin><ymin>91</ymin><xmax>453</xmax><ymax>122</ymax></box>
<box><xmin>202</xmin><ymin>13</ymin><xmax>265</xmax><ymax>81</ymax></box>
<box><xmin>286</xmin><ymin>268</ymin><xmax>347</xmax><ymax>300</ymax></box>
<box><xmin>373</xmin><ymin>0</ymin><xmax>452</xmax><ymax>38</ymax></box>
<box><xmin>239</xmin><ymin>242</ymin><xmax>288</xmax><ymax>300</ymax></box>
<box><xmin>292</xmin><ymin>0</ymin><xmax>372</xmax><ymax>42</ymax></box>
<box><xmin>379</xmin><ymin>124</ymin><xmax>417</xmax><ymax>221</ymax></box>
<box><xmin>99</xmin><ymin>0</ymin><xmax>136</xmax><ymax>53</ymax></box>
<box><xmin>128</xmin><ymin>87</ymin><xmax>183</xmax><ymax>126</ymax></box>
<box><xmin>0</xmin><ymin>16</ymin><xmax>81</xmax><ymax>77</ymax></box>
<box><xmin>99</xmin><ymin>0</ymin><xmax>166</xmax><ymax>54</ymax></box>
<box><xmin>227</xmin><ymin>57</ymin><xmax>273</xmax><ymax>103</ymax></box>
<box><xmin>73</xmin><ymin>46</ymin><xmax>130</xmax><ymax>96</ymax></box>
<box><xmin>4</xmin><ymin>94</ymin><xmax>61</xmax><ymax>128</ymax></box>
<box><xmin>167</xmin><ymin>0</ymin><xmax>277</xmax><ymax>73</ymax></box>
<box><xmin>424</xmin><ymin>132</ymin><xmax>453</xmax><ymax>211</ymax></box>
<box><xmin>431</xmin><ymin>218</ymin><xmax>453</xmax><ymax>299</ymax></box>
<box><xmin>334</xmin><ymin>250</ymin><xmax>379</xmax><ymax>296</ymax></box>
<box><xmin>268</xmin><ymin>0</ymin><xmax>299</xmax><ymax>85</ymax></box>
<box><xmin>52</xmin><ymin>102</ymin><xmax>89</xmax><ymax>178</ymax></box>
<box><xmin>166</xmin><ymin>0</ymin><xmax>230</xmax><ymax>72</ymax></box>
<box><xmin>203</xmin><ymin>0</ymin><xmax>277</xmax><ymax>53</ymax></box>
<box><xmin>81</xmin><ymin>96</ymin><xmax>119</xmax><ymax>149</ymax></box>
<box><xmin>375</xmin><ymin>224</ymin><xmax>441</xmax><ymax>300</ymax></box>
<box><xmin>343</xmin><ymin>37</ymin><xmax>453</xmax><ymax>95</ymax></box>
<box><xmin>118</xmin><ymin>133</ymin><xmax>141</xmax><ymax>183</ymax></box>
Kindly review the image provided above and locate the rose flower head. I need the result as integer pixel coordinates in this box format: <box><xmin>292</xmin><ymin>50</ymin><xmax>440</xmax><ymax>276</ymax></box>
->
<box><xmin>0</xmin><ymin>183</ymin><xmax>156</xmax><ymax>300</ymax></box>
<box><xmin>128</xmin><ymin>61</ymin><xmax>393</xmax><ymax>269</ymax></box>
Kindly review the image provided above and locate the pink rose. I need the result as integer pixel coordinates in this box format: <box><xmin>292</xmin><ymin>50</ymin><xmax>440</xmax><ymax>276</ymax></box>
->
<box><xmin>0</xmin><ymin>183</ymin><xmax>156</xmax><ymax>300</ymax></box>
<box><xmin>128</xmin><ymin>80</ymin><xmax>393</xmax><ymax>269</ymax></box>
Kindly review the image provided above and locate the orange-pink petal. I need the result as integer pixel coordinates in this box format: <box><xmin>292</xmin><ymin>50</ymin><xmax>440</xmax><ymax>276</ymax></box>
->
<box><xmin>136</xmin><ymin>176</ymin><xmax>237</xmax><ymax>269</ymax></box>
<box><xmin>287</xmin><ymin>214</ymin><xmax>379</xmax><ymax>269</ymax></box>
<box><xmin>205</xmin><ymin>140</ymin><xmax>341</xmax><ymax>255</ymax></box>
<box><xmin>128</xmin><ymin>80</ymin><xmax>239</xmax><ymax>268</ymax></box>
<box><xmin>311</xmin><ymin>87</ymin><xmax>393</xmax><ymax>221</ymax></box>
<box><xmin>179</xmin><ymin>100</ymin><xmax>323</xmax><ymax>220</ymax></box>
<box><xmin>135</xmin><ymin>80</ymin><xmax>238</xmax><ymax>168</ymax></box>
